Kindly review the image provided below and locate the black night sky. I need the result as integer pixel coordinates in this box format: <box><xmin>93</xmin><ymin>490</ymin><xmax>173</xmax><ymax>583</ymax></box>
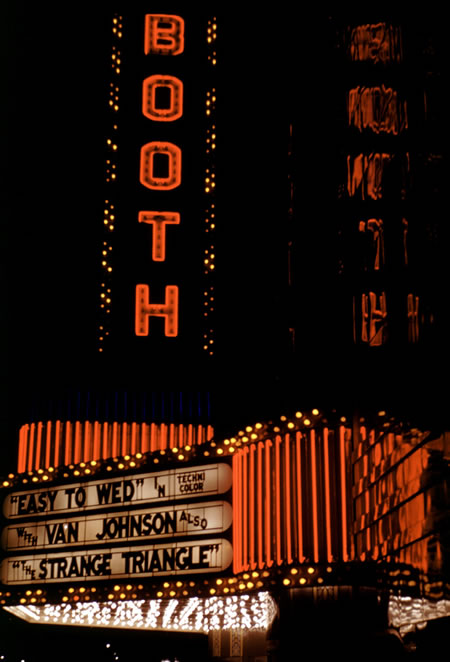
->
<box><xmin>1</xmin><ymin>5</ymin><xmax>449</xmax><ymax>660</ymax></box>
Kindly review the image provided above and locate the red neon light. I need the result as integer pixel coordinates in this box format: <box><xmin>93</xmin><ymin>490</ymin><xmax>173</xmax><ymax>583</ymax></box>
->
<box><xmin>45</xmin><ymin>421</ymin><xmax>51</xmax><ymax>469</ymax></box>
<box><xmin>138</xmin><ymin>424</ymin><xmax>147</xmax><ymax>454</ymax></box>
<box><xmin>249</xmin><ymin>444</ymin><xmax>256</xmax><ymax>569</ymax></box>
<box><xmin>144</xmin><ymin>14</ymin><xmax>185</xmax><ymax>56</ymax></box>
<box><xmin>35</xmin><ymin>422</ymin><xmax>43</xmax><ymax>472</ymax></box>
<box><xmin>135</xmin><ymin>284</ymin><xmax>179</xmax><ymax>337</ymax></box>
<box><xmin>285</xmin><ymin>434</ymin><xmax>293</xmax><ymax>564</ymax></box>
<box><xmin>243</xmin><ymin>447</ymin><xmax>249</xmax><ymax>569</ymax></box>
<box><xmin>18</xmin><ymin>425</ymin><xmax>27</xmax><ymax>474</ymax></box>
<box><xmin>131</xmin><ymin>422</ymin><xmax>137</xmax><ymax>455</ymax></box>
<box><xmin>54</xmin><ymin>420</ymin><xmax>61</xmax><ymax>468</ymax></box>
<box><xmin>140</xmin><ymin>142</ymin><xmax>182</xmax><ymax>190</ymax></box>
<box><xmin>233</xmin><ymin>453</ymin><xmax>242</xmax><ymax>574</ymax></box>
<box><xmin>74</xmin><ymin>421</ymin><xmax>82</xmax><ymax>464</ymax></box>
<box><xmin>27</xmin><ymin>423</ymin><xmax>35</xmax><ymax>473</ymax></box>
<box><xmin>310</xmin><ymin>430</ymin><xmax>319</xmax><ymax>563</ymax></box>
<box><xmin>323</xmin><ymin>428</ymin><xmax>333</xmax><ymax>563</ymax></box>
<box><xmin>296</xmin><ymin>432</ymin><xmax>305</xmax><ymax>562</ymax></box>
<box><xmin>138</xmin><ymin>211</ymin><xmax>180</xmax><ymax>262</ymax></box>
<box><xmin>102</xmin><ymin>422</ymin><xmax>109</xmax><ymax>460</ymax></box>
<box><xmin>84</xmin><ymin>421</ymin><xmax>91</xmax><ymax>463</ymax></box>
<box><xmin>150</xmin><ymin>423</ymin><xmax>157</xmax><ymax>453</ymax></box>
<box><xmin>339</xmin><ymin>426</ymin><xmax>349</xmax><ymax>561</ymax></box>
<box><xmin>142</xmin><ymin>75</ymin><xmax>183</xmax><ymax>122</ymax></box>
<box><xmin>257</xmin><ymin>442</ymin><xmax>264</xmax><ymax>569</ymax></box>
<box><xmin>265</xmin><ymin>440</ymin><xmax>273</xmax><ymax>567</ymax></box>
<box><xmin>112</xmin><ymin>422</ymin><xmax>119</xmax><ymax>457</ymax></box>
<box><xmin>275</xmin><ymin>435</ymin><xmax>282</xmax><ymax>566</ymax></box>
<box><xmin>121</xmin><ymin>422</ymin><xmax>128</xmax><ymax>456</ymax></box>
<box><xmin>93</xmin><ymin>422</ymin><xmax>101</xmax><ymax>461</ymax></box>
<box><xmin>64</xmin><ymin>422</ymin><xmax>72</xmax><ymax>467</ymax></box>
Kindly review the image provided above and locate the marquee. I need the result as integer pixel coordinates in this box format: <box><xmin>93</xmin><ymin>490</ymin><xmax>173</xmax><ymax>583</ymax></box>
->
<box><xmin>0</xmin><ymin>461</ymin><xmax>233</xmax><ymax>590</ymax></box>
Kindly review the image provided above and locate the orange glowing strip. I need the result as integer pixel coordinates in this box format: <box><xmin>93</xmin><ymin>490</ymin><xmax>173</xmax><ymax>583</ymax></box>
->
<box><xmin>18</xmin><ymin>425</ymin><xmax>27</xmax><ymax>474</ymax></box>
<box><xmin>112</xmin><ymin>422</ymin><xmax>119</xmax><ymax>458</ymax></box>
<box><xmin>310</xmin><ymin>430</ymin><xmax>319</xmax><ymax>563</ymax></box>
<box><xmin>140</xmin><ymin>142</ymin><xmax>182</xmax><ymax>191</ymax></box>
<box><xmin>45</xmin><ymin>422</ymin><xmax>52</xmax><ymax>469</ymax></box>
<box><xmin>150</xmin><ymin>423</ymin><xmax>157</xmax><ymax>453</ymax></box>
<box><xmin>83</xmin><ymin>421</ymin><xmax>91</xmax><ymax>463</ymax></box>
<box><xmin>323</xmin><ymin>428</ymin><xmax>333</xmax><ymax>562</ymax></box>
<box><xmin>64</xmin><ymin>422</ymin><xmax>72</xmax><ymax>467</ymax></box>
<box><xmin>74</xmin><ymin>421</ymin><xmax>82</xmax><ymax>465</ymax></box>
<box><xmin>169</xmin><ymin>423</ymin><xmax>175</xmax><ymax>449</ymax></box>
<box><xmin>284</xmin><ymin>434</ymin><xmax>293</xmax><ymax>564</ymax></box>
<box><xmin>233</xmin><ymin>453</ymin><xmax>242</xmax><ymax>574</ymax></box>
<box><xmin>339</xmin><ymin>426</ymin><xmax>349</xmax><ymax>561</ymax></box>
<box><xmin>27</xmin><ymin>423</ymin><xmax>35</xmax><ymax>473</ymax></box>
<box><xmin>102</xmin><ymin>422</ymin><xmax>109</xmax><ymax>460</ymax></box>
<box><xmin>119</xmin><ymin>422</ymin><xmax>126</xmax><ymax>456</ymax></box>
<box><xmin>275</xmin><ymin>436</ymin><xmax>282</xmax><ymax>566</ymax></box>
<box><xmin>296</xmin><ymin>432</ymin><xmax>304</xmax><ymax>561</ymax></box>
<box><xmin>144</xmin><ymin>14</ymin><xmax>185</xmax><ymax>56</ymax></box>
<box><xmin>54</xmin><ymin>420</ymin><xmax>61</xmax><ymax>468</ymax></box>
<box><xmin>138</xmin><ymin>211</ymin><xmax>180</xmax><ymax>262</ymax></box>
<box><xmin>162</xmin><ymin>423</ymin><xmax>168</xmax><ymax>450</ymax></box>
<box><xmin>265</xmin><ymin>440</ymin><xmax>273</xmax><ymax>567</ymax></box>
<box><xmin>243</xmin><ymin>447</ymin><xmax>249</xmax><ymax>570</ymax></box>
<box><xmin>249</xmin><ymin>444</ymin><xmax>256</xmax><ymax>569</ymax></box>
<box><xmin>131</xmin><ymin>422</ymin><xmax>137</xmax><ymax>455</ymax></box>
<box><xmin>93</xmin><ymin>422</ymin><xmax>101</xmax><ymax>461</ymax></box>
<box><xmin>135</xmin><ymin>284</ymin><xmax>179</xmax><ymax>337</ymax></box>
<box><xmin>257</xmin><ymin>442</ymin><xmax>264</xmax><ymax>569</ymax></box>
<box><xmin>141</xmin><ymin>423</ymin><xmax>149</xmax><ymax>454</ymax></box>
<box><xmin>188</xmin><ymin>424</ymin><xmax>193</xmax><ymax>448</ymax></box>
<box><xmin>237</xmin><ymin>452</ymin><xmax>243</xmax><ymax>573</ymax></box>
<box><xmin>35</xmin><ymin>422</ymin><xmax>43</xmax><ymax>471</ymax></box>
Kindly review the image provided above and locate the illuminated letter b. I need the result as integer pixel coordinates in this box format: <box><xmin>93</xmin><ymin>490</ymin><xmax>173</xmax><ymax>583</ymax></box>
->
<box><xmin>144</xmin><ymin>15</ymin><xmax>185</xmax><ymax>55</ymax></box>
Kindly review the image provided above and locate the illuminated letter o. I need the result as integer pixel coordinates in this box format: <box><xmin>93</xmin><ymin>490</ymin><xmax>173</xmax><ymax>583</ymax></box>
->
<box><xmin>140</xmin><ymin>142</ymin><xmax>182</xmax><ymax>190</ymax></box>
<box><xmin>143</xmin><ymin>75</ymin><xmax>183</xmax><ymax>121</ymax></box>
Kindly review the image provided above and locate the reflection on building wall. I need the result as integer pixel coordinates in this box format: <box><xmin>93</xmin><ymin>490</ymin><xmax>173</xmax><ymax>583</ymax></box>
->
<box><xmin>348</xmin><ymin>23</ymin><xmax>403</xmax><ymax>64</ymax></box>
<box><xmin>353</xmin><ymin>423</ymin><xmax>450</xmax><ymax>598</ymax></box>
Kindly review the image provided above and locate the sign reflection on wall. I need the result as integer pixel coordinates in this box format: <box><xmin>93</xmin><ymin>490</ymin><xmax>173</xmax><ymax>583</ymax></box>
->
<box><xmin>135</xmin><ymin>15</ymin><xmax>185</xmax><ymax>338</ymax></box>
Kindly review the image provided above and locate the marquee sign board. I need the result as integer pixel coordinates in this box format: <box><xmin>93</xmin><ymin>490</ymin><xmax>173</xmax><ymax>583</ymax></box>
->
<box><xmin>3</xmin><ymin>463</ymin><xmax>232</xmax><ymax>519</ymax></box>
<box><xmin>0</xmin><ymin>462</ymin><xmax>233</xmax><ymax>587</ymax></box>
<box><xmin>1</xmin><ymin>501</ymin><xmax>232</xmax><ymax>551</ymax></box>
<box><xmin>1</xmin><ymin>539</ymin><xmax>233</xmax><ymax>585</ymax></box>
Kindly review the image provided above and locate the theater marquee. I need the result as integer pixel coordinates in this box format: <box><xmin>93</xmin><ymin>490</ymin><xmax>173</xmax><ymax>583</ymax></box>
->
<box><xmin>0</xmin><ymin>462</ymin><xmax>232</xmax><ymax>588</ymax></box>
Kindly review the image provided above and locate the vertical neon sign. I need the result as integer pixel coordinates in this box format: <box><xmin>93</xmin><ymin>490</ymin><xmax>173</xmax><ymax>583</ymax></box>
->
<box><xmin>135</xmin><ymin>14</ymin><xmax>184</xmax><ymax>337</ymax></box>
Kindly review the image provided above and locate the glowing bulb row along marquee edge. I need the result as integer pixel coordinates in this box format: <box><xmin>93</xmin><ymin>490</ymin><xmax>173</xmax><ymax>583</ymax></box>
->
<box><xmin>135</xmin><ymin>15</ymin><xmax>187</xmax><ymax>338</ymax></box>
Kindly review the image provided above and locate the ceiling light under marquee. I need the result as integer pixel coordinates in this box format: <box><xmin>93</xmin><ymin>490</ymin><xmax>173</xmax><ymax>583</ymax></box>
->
<box><xmin>4</xmin><ymin>592</ymin><xmax>276</xmax><ymax>633</ymax></box>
